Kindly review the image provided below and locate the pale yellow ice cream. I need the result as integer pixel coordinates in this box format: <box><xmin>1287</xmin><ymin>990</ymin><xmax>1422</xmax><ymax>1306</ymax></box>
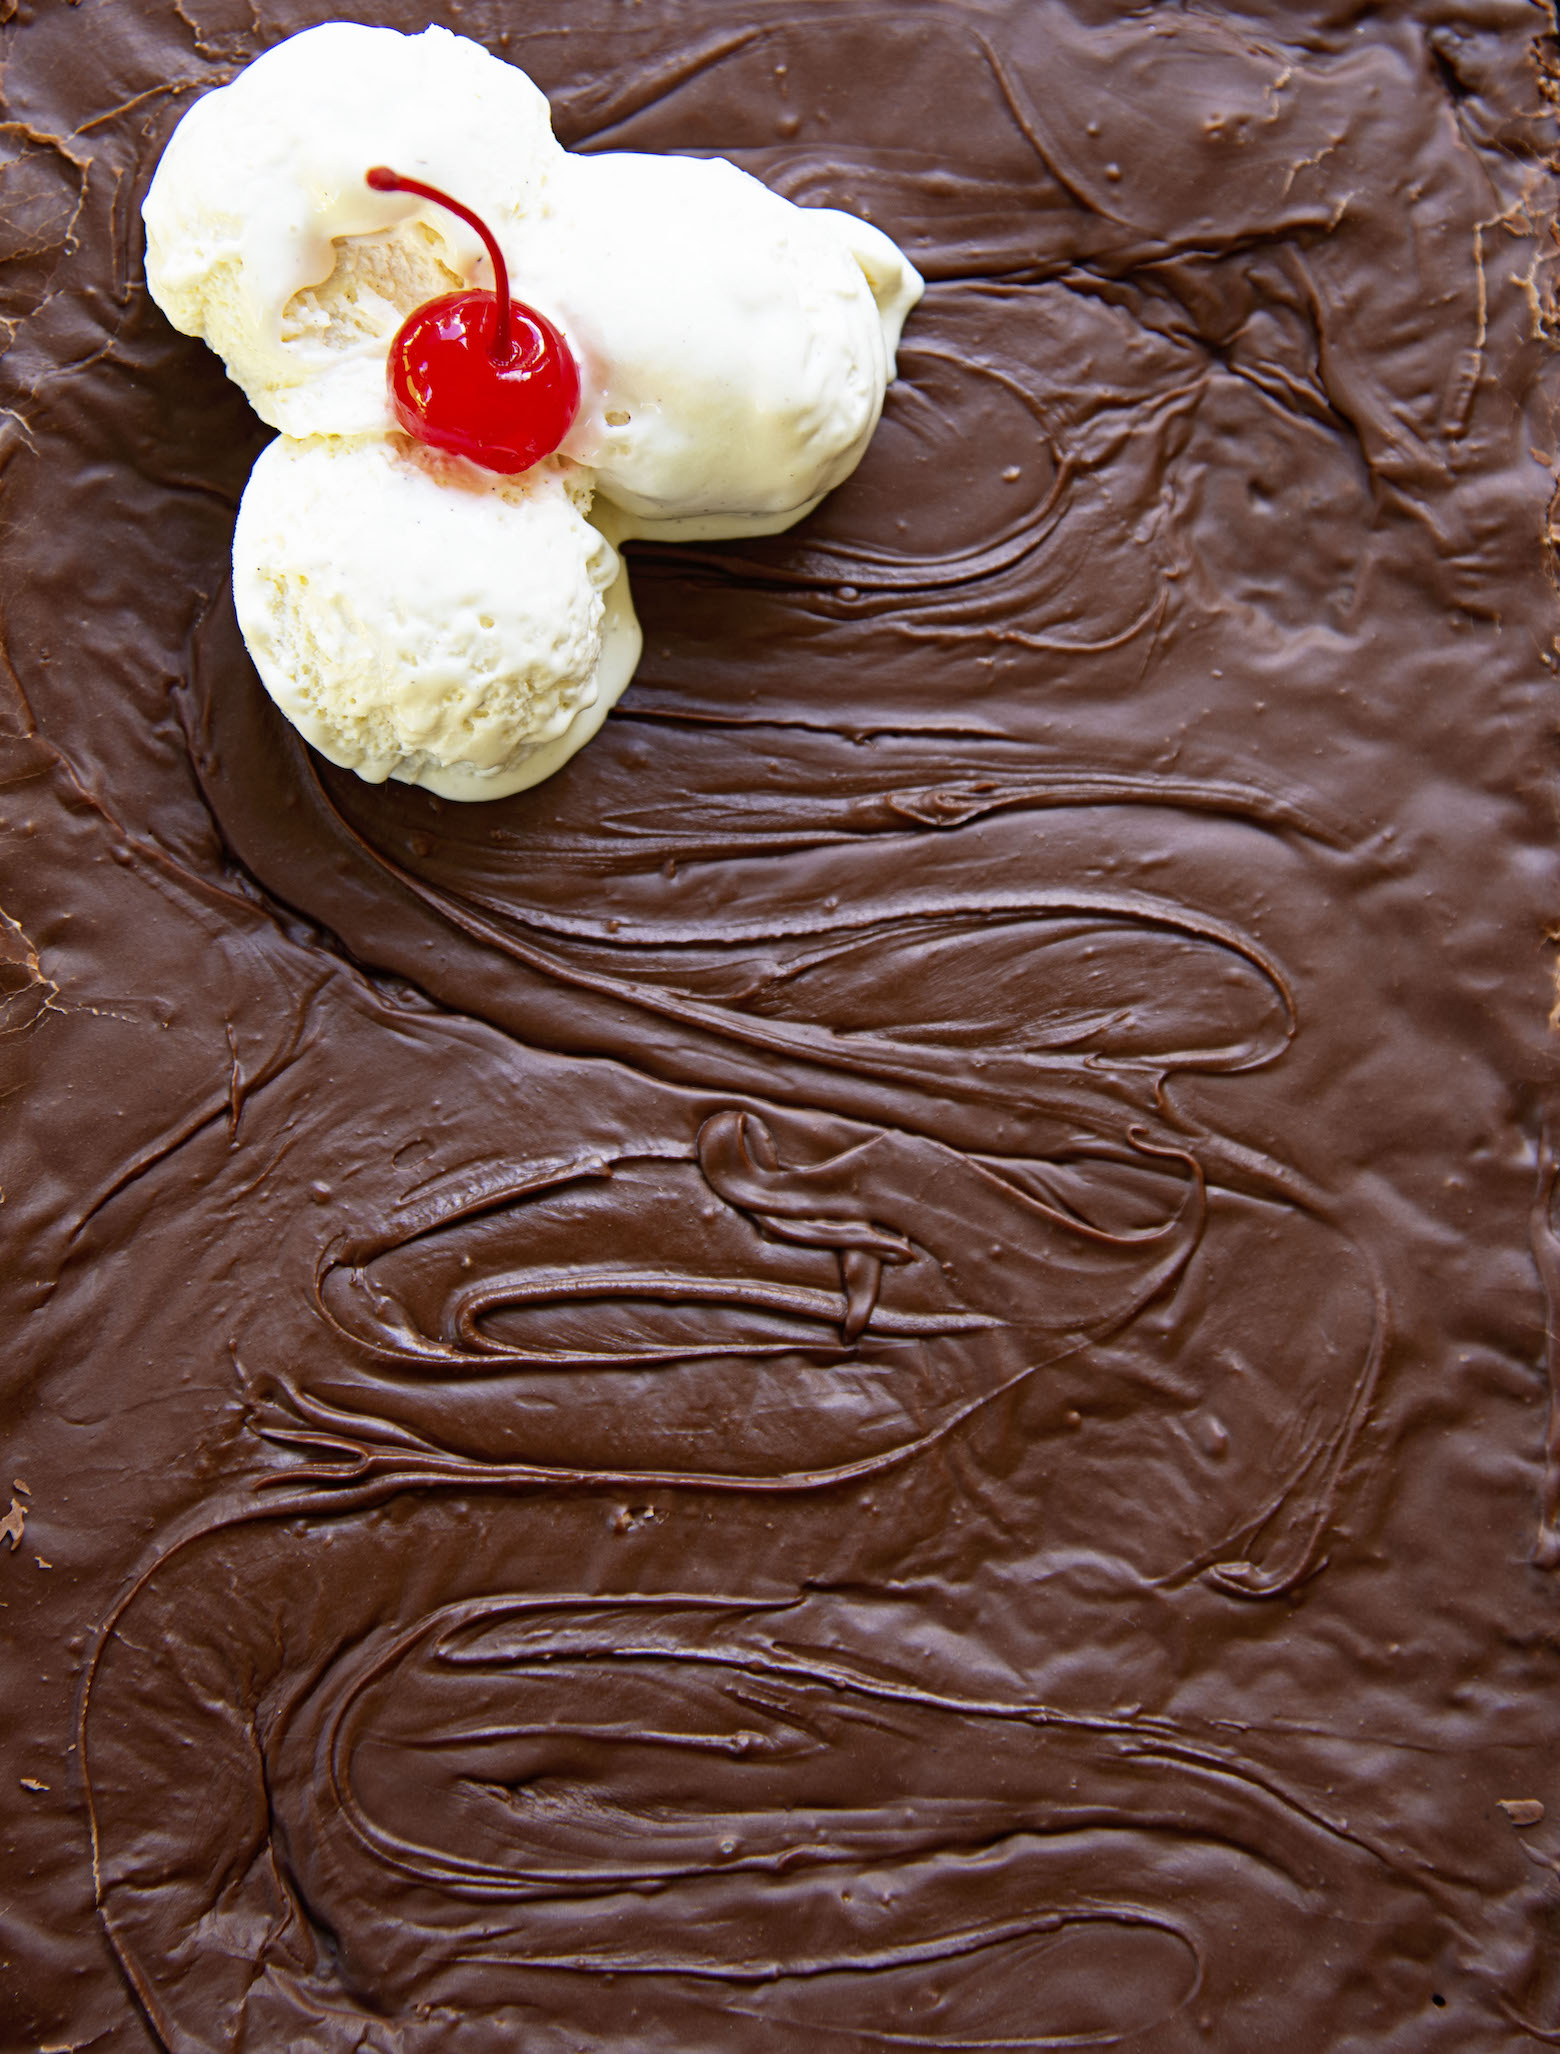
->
<box><xmin>232</xmin><ymin>437</ymin><xmax>637</xmax><ymax>801</ymax></box>
<box><xmin>143</xmin><ymin>21</ymin><xmax>923</xmax><ymax>796</ymax></box>
<box><xmin>532</xmin><ymin>151</ymin><xmax>921</xmax><ymax>537</ymax></box>
<box><xmin>143</xmin><ymin>23</ymin><xmax>561</xmax><ymax>443</ymax></box>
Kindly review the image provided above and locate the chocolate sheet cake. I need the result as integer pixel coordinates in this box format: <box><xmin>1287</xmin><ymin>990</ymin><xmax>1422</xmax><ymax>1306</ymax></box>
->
<box><xmin>3</xmin><ymin>0</ymin><xmax>1560</xmax><ymax>2046</ymax></box>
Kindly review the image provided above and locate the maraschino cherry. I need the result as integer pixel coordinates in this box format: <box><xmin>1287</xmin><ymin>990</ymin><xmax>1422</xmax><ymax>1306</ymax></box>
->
<box><xmin>366</xmin><ymin>165</ymin><xmax>580</xmax><ymax>475</ymax></box>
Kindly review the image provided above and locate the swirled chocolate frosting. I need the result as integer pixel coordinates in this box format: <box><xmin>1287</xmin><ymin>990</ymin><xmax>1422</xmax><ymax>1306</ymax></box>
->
<box><xmin>2</xmin><ymin>1</ymin><xmax>1560</xmax><ymax>2047</ymax></box>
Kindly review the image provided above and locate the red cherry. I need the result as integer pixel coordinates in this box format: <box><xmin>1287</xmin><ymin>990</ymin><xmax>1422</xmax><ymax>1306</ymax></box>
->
<box><xmin>366</xmin><ymin>165</ymin><xmax>580</xmax><ymax>476</ymax></box>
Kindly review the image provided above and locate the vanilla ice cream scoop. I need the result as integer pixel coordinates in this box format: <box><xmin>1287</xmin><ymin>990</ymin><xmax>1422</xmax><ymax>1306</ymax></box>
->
<box><xmin>535</xmin><ymin>152</ymin><xmax>921</xmax><ymax>537</ymax></box>
<box><xmin>143</xmin><ymin>23</ymin><xmax>922</xmax><ymax>533</ymax></box>
<box><xmin>232</xmin><ymin>437</ymin><xmax>639</xmax><ymax>801</ymax></box>
<box><xmin>146</xmin><ymin>21</ymin><xmax>922</xmax><ymax>799</ymax></box>
<box><xmin>143</xmin><ymin>23</ymin><xmax>562</xmax><ymax>441</ymax></box>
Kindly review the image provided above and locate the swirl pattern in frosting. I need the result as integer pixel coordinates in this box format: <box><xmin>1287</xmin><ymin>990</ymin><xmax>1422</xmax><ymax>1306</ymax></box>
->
<box><xmin>0</xmin><ymin>1</ymin><xmax>1557</xmax><ymax>2048</ymax></box>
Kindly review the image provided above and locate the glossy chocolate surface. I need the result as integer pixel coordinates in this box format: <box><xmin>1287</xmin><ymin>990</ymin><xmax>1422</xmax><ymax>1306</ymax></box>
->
<box><xmin>2</xmin><ymin>1</ymin><xmax>1560</xmax><ymax>2046</ymax></box>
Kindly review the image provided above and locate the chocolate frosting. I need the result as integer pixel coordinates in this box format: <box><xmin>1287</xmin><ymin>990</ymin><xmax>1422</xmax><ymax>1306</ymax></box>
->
<box><xmin>2</xmin><ymin>0</ymin><xmax>1560</xmax><ymax>2046</ymax></box>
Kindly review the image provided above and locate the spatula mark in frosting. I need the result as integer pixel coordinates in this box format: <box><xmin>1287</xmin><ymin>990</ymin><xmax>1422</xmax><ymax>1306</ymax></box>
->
<box><xmin>699</xmin><ymin>1109</ymin><xmax>917</xmax><ymax>1341</ymax></box>
<box><xmin>177</xmin><ymin>579</ymin><xmax>1391</xmax><ymax>1595</ymax></box>
<box><xmin>84</xmin><ymin>1574</ymin><xmax>1459</xmax><ymax>2052</ymax></box>
<box><xmin>258</xmin><ymin>1116</ymin><xmax>1203</xmax><ymax>1493</ymax></box>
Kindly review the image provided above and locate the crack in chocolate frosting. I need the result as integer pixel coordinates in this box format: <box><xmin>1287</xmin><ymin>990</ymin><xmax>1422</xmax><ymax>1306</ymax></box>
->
<box><xmin>2</xmin><ymin>1</ymin><xmax>1560</xmax><ymax>2047</ymax></box>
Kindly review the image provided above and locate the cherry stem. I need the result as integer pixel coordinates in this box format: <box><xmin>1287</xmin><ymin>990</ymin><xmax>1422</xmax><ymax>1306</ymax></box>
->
<box><xmin>366</xmin><ymin>165</ymin><xmax>514</xmax><ymax>365</ymax></box>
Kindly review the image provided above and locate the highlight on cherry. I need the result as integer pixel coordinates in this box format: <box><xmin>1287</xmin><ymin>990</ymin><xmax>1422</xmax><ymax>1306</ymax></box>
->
<box><xmin>366</xmin><ymin>165</ymin><xmax>580</xmax><ymax>475</ymax></box>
